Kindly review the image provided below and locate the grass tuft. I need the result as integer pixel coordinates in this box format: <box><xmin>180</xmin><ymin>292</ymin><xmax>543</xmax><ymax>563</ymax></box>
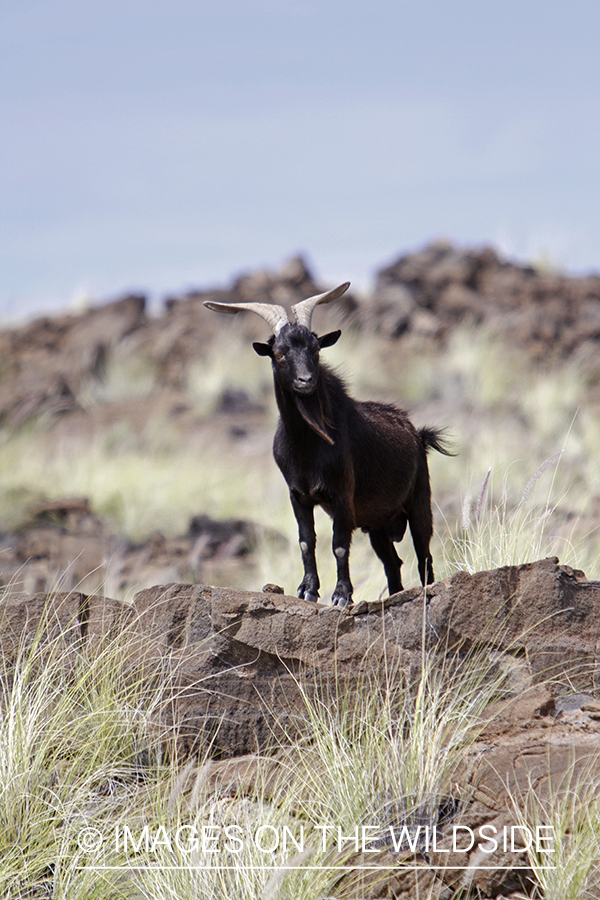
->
<box><xmin>440</xmin><ymin>452</ymin><xmax>596</xmax><ymax>577</ymax></box>
<box><xmin>0</xmin><ymin>594</ymin><xmax>176</xmax><ymax>898</ymax></box>
<box><xmin>509</xmin><ymin>759</ymin><xmax>600</xmax><ymax>900</ymax></box>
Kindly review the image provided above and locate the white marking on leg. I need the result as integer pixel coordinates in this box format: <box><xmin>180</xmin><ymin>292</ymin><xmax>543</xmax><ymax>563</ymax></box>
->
<box><xmin>335</xmin><ymin>547</ymin><xmax>346</xmax><ymax>559</ymax></box>
<box><xmin>300</xmin><ymin>541</ymin><xmax>309</xmax><ymax>553</ymax></box>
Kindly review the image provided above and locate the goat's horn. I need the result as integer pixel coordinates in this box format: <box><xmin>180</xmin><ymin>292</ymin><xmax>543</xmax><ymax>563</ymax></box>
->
<box><xmin>203</xmin><ymin>300</ymin><xmax>290</xmax><ymax>335</ymax></box>
<box><xmin>291</xmin><ymin>282</ymin><xmax>351</xmax><ymax>330</ymax></box>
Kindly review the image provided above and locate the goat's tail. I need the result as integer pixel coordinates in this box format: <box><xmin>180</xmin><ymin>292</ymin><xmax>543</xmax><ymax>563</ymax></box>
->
<box><xmin>419</xmin><ymin>426</ymin><xmax>455</xmax><ymax>456</ymax></box>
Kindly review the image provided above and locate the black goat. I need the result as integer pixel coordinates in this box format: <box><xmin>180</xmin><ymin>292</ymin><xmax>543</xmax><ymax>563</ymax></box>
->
<box><xmin>204</xmin><ymin>282</ymin><xmax>451</xmax><ymax>606</ymax></box>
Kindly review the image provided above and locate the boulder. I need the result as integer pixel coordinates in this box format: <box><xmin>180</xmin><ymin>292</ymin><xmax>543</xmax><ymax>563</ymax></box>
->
<box><xmin>113</xmin><ymin>558</ymin><xmax>600</xmax><ymax>757</ymax></box>
<box><xmin>373</xmin><ymin>556</ymin><xmax>600</xmax><ymax>691</ymax></box>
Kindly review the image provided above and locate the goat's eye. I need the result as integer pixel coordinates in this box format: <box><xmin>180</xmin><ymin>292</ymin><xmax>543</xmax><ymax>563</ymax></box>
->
<box><xmin>274</xmin><ymin>352</ymin><xmax>285</xmax><ymax>362</ymax></box>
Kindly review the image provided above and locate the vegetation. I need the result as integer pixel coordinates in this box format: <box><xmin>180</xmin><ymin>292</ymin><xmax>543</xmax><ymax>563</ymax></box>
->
<box><xmin>509</xmin><ymin>761</ymin><xmax>600</xmax><ymax>900</ymax></box>
<box><xmin>1</xmin><ymin>316</ymin><xmax>599</xmax><ymax>897</ymax></box>
<box><xmin>0</xmin><ymin>599</ymin><xmax>523</xmax><ymax>900</ymax></box>
<box><xmin>0</xmin><ymin>604</ymin><xmax>171</xmax><ymax>898</ymax></box>
<box><xmin>4</xmin><ymin>591</ymin><xmax>597</xmax><ymax>899</ymax></box>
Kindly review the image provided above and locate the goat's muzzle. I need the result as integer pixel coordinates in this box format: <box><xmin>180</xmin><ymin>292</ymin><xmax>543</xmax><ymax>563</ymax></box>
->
<box><xmin>293</xmin><ymin>375</ymin><xmax>317</xmax><ymax>395</ymax></box>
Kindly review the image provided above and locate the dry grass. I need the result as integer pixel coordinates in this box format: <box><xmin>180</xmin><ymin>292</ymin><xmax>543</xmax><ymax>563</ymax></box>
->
<box><xmin>0</xmin><ymin>606</ymin><xmax>513</xmax><ymax>900</ymax></box>
<box><xmin>508</xmin><ymin>759</ymin><xmax>600</xmax><ymax>900</ymax></box>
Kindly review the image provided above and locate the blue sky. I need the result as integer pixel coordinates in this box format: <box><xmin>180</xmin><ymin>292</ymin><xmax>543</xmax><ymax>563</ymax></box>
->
<box><xmin>1</xmin><ymin>0</ymin><xmax>599</xmax><ymax>316</ymax></box>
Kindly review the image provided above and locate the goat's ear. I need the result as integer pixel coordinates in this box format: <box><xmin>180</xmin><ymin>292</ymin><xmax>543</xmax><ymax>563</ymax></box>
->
<box><xmin>253</xmin><ymin>341</ymin><xmax>273</xmax><ymax>357</ymax></box>
<box><xmin>318</xmin><ymin>330</ymin><xmax>341</xmax><ymax>349</ymax></box>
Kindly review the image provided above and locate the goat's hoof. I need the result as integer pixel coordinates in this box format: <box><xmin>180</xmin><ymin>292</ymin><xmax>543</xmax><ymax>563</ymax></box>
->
<box><xmin>298</xmin><ymin>588</ymin><xmax>319</xmax><ymax>603</ymax></box>
<box><xmin>332</xmin><ymin>594</ymin><xmax>353</xmax><ymax>608</ymax></box>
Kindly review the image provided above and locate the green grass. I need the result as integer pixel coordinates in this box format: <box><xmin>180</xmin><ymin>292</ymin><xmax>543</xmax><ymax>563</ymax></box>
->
<box><xmin>129</xmin><ymin>645</ymin><xmax>511</xmax><ymax>900</ymax></box>
<box><xmin>0</xmin><ymin>415</ymin><xmax>277</xmax><ymax>541</ymax></box>
<box><xmin>184</xmin><ymin>326</ymin><xmax>274</xmax><ymax>416</ymax></box>
<box><xmin>280</xmin><ymin>648</ymin><xmax>510</xmax><ymax>835</ymax></box>
<box><xmin>440</xmin><ymin>451</ymin><xmax>600</xmax><ymax>578</ymax></box>
<box><xmin>7</xmin><ymin>591</ymin><xmax>600</xmax><ymax>899</ymax></box>
<box><xmin>77</xmin><ymin>344</ymin><xmax>161</xmax><ymax>407</ymax></box>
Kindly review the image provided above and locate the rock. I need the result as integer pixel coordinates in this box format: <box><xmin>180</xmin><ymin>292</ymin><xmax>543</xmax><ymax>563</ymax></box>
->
<box><xmin>128</xmin><ymin>582</ymin><xmax>401</xmax><ymax>756</ymax></box>
<box><xmin>215</xmin><ymin>388</ymin><xmax>263</xmax><ymax>415</ymax></box>
<box><xmin>4</xmin><ymin>556</ymin><xmax>588</xmax><ymax>760</ymax></box>
<box><xmin>232</xmin><ymin>254</ymin><xmax>321</xmax><ymax>306</ymax></box>
<box><xmin>187</xmin><ymin>513</ymin><xmax>258</xmax><ymax>559</ymax></box>
<box><xmin>0</xmin><ymin>588</ymin><xmax>132</xmax><ymax>664</ymax></box>
<box><xmin>0</xmin><ymin>295</ymin><xmax>147</xmax><ymax>425</ymax></box>
<box><xmin>377</xmin><ymin>557</ymin><xmax>600</xmax><ymax>692</ymax></box>
<box><xmin>0</xmin><ymin>496</ymin><xmax>115</xmax><ymax>595</ymax></box>
<box><xmin>3</xmin><ymin>558</ymin><xmax>600</xmax><ymax>758</ymax></box>
<box><xmin>3</xmin><ymin>557</ymin><xmax>600</xmax><ymax>897</ymax></box>
<box><xmin>369</xmin><ymin>240</ymin><xmax>600</xmax><ymax>364</ymax></box>
<box><xmin>1</xmin><ymin>243</ymin><xmax>598</xmax><ymax>432</ymax></box>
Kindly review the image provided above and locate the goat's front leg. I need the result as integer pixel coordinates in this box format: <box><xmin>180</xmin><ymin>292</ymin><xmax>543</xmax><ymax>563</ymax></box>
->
<box><xmin>331</xmin><ymin>503</ymin><xmax>354</xmax><ymax>607</ymax></box>
<box><xmin>290</xmin><ymin>491</ymin><xmax>320</xmax><ymax>602</ymax></box>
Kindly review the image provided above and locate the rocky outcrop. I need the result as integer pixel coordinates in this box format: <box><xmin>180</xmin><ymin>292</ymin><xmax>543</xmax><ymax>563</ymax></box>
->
<box><xmin>3</xmin><ymin>557</ymin><xmax>600</xmax><ymax>898</ymax></box>
<box><xmin>0</xmin><ymin>257</ymin><xmax>336</xmax><ymax>422</ymax></box>
<box><xmin>3</xmin><ymin>557</ymin><xmax>599</xmax><ymax>755</ymax></box>
<box><xmin>0</xmin><ymin>294</ymin><xmax>147</xmax><ymax>425</ymax></box>
<box><xmin>368</xmin><ymin>240</ymin><xmax>600</xmax><ymax>367</ymax></box>
<box><xmin>134</xmin><ymin>560</ymin><xmax>598</xmax><ymax>898</ymax></box>
<box><xmin>122</xmin><ymin>557</ymin><xmax>600</xmax><ymax>755</ymax></box>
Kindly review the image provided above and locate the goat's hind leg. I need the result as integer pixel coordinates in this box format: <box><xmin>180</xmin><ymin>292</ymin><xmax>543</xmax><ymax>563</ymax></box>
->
<box><xmin>412</xmin><ymin>534</ymin><xmax>434</xmax><ymax>586</ymax></box>
<box><xmin>290</xmin><ymin>491</ymin><xmax>320</xmax><ymax>602</ymax></box>
<box><xmin>407</xmin><ymin>481</ymin><xmax>435</xmax><ymax>586</ymax></box>
<box><xmin>369</xmin><ymin>525</ymin><xmax>404</xmax><ymax>595</ymax></box>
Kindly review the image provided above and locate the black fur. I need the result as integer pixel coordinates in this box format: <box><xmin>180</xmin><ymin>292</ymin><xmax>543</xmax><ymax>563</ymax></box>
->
<box><xmin>254</xmin><ymin>322</ymin><xmax>452</xmax><ymax>606</ymax></box>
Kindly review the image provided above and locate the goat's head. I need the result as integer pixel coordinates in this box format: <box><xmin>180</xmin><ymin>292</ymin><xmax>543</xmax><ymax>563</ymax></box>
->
<box><xmin>252</xmin><ymin>323</ymin><xmax>341</xmax><ymax>395</ymax></box>
<box><xmin>203</xmin><ymin>281</ymin><xmax>350</xmax><ymax>398</ymax></box>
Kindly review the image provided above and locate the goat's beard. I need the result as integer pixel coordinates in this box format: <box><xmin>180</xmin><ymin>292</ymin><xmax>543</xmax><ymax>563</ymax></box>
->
<box><xmin>294</xmin><ymin>393</ymin><xmax>335</xmax><ymax>446</ymax></box>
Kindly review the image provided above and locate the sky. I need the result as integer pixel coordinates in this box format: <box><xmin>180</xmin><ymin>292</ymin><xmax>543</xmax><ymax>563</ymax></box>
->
<box><xmin>1</xmin><ymin>0</ymin><xmax>600</xmax><ymax>317</ymax></box>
